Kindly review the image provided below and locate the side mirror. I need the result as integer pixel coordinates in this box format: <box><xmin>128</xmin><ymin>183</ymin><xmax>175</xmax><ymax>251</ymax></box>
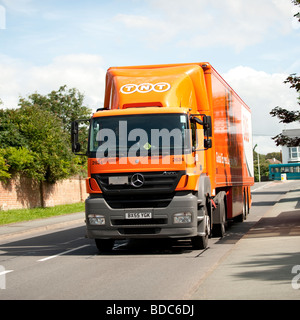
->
<box><xmin>71</xmin><ymin>119</ymin><xmax>90</xmax><ymax>155</ymax></box>
<box><xmin>71</xmin><ymin>121</ymin><xmax>80</xmax><ymax>153</ymax></box>
<box><xmin>203</xmin><ymin>116</ymin><xmax>212</xmax><ymax>138</ymax></box>
<box><xmin>190</xmin><ymin>114</ymin><xmax>213</xmax><ymax>150</ymax></box>
<box><xmin>191</xmin><ymin>116</ymin><xmax>203</xmax><ymax>126</ymax></box>
<box><xmin>74</xmin><ymin>142</ymin><xmax>81</xmax><ymax>153</ymax></box>
<box><xmin>204</xmin><ymin>138</ymin><xmax>212</xmax><ymax>149</ymax></box>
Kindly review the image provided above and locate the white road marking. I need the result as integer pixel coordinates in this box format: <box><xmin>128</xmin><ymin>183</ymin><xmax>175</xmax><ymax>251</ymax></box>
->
<box><xmin>251</xmin><ymin>182</ymin><xmax>274</xmax><ymax>192</ymax></box>
<box><xmin>0</xmin><ymin>270</ymin><xmax>13</xmax><ymax>276</ymax></box>
<box><xmin>37</xmin><ymin>244</ymin><xmax>90</xmax><ymax>262</ymax></box>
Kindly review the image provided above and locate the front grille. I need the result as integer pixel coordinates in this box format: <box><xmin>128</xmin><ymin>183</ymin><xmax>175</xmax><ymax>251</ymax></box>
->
<box><xmin>111</xmin><ymin>218</ymin><xmax>168</xmax><ymax>226</ymax></box>
<box><xmin>118</xmin><ymin>228</ymin><xmax>161</xmax><ymax>235</ymax></box>
<box><xmin>92</xmin><ymin>170</ymin><xmax>185</xmax><ymax>195</ymax></box>
<box><xmin>104</xmin><ymin>194</ymin><xmax>174</xmax><ymax>209</ymax></box>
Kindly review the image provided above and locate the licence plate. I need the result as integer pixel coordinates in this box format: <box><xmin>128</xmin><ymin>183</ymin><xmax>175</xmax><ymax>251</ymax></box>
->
<box><xmin>125</xmin><ymin>212</ymin><xmax>152</xmax><ymax>219</ymax></box>
<box><xmin>109</xmin><ymin>176</ymin><xmax>128</xmax><ymax>185</ymax></box>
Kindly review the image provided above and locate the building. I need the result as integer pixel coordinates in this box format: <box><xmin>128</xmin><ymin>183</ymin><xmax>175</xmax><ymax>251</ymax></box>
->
<box><xmin>266</xmin><ymin>158</ymin><xmax>281</xmax><ymax>165</ymax></box>
<box><xmin>281</xmin><ymin>129</ymin><xmax>300</xmax><ymax>164</ymax></box>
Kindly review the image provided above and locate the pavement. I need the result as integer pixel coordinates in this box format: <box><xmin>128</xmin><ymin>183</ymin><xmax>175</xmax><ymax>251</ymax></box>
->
<box><xmin>0</xmin><ymin>211</ymin><xmax>85</xmax><ymax>241</ymax></box>
<box><xmin>191</xmin><ymin>184</ymin><xmax>300</xmax><ymax>300</ymax></box>
<box><xmin>0</xmin><ymin>185</ymin><xmax>300</xmax><ymax>300</ymax></box>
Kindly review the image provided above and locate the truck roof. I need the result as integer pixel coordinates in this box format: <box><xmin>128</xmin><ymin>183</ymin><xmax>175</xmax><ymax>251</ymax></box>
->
<box><xmin>103</xmin><ymin>63</ymin><xmax>211</xmax><ymax>113</ymax></box>
<box><xmin>93</xmin><ymin>106</ymin><xmax>188</xmax><ymax>118</ymax></box>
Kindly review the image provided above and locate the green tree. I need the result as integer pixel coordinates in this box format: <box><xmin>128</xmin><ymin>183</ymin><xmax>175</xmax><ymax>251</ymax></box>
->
<box><xmin>270</xmin><ymin>1</ymin><xmax>300</xmax><ymax>146</ymax></box>
<box><xmin>0</xmin><ymin>108</ymin><xmax>28</xmax><ymax>148</ymax></box>
<box><xmin>0</xmin><ymin>154</ymin><xmax>11</xmax><ymax>180</ymax></box>
<box><xmin>0</xmin><ymin>86</ymin><xmax>91</xmax><ymax>182</ymax></box>
<box><xmin>0</xmin><ymin>147</ymin><xmax>37</xmax><ymax>178</ymax></box>
<box><xmin>265</xmin><ymin>152</ymin><xmax>281</xmax><ymax>162</ymax></box>
<box><xmin>253</xmin><ymin>149</ymin><xmax>270</xmax><ymax>182</ymax></box>
<box><xmin>18</xmin><ymin>85</ymin><xmax>91</xmax><ymax>133</ymax></box>
<box><xmin>293</xmin><ymin>0</ymin><xmax>300</xmax><ymax>22</ymax></box>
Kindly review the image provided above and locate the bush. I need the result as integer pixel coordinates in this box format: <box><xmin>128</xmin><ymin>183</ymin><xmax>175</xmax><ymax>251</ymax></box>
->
<box><xmin>0</xmin><ymin>154</ymin><xmax>11</xmax><ymax>180</ymax></box>
<box><xmin>0</xmin><ymin>86</ymin><xmax>91</xmax><ymax>183</ymax></box>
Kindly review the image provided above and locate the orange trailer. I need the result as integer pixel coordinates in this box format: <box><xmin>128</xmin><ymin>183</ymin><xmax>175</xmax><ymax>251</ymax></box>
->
<box><xmin>72</xmin><ymin>62</ymin><xmax>254</xmax><ymax>251</ymax></box>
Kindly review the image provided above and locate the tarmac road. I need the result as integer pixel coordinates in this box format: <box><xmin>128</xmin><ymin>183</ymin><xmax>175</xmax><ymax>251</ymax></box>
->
<box><xmin>0</xmin><ymin>180</ymin><xmax>299</xmax><ymax>300</ymax></box>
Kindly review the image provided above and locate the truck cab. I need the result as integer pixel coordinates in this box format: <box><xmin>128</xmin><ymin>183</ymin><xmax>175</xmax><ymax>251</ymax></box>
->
<box><xmin>72</xmin><ymin>63</ymin><xmax>254</xmax><ymax>252</ymax></box>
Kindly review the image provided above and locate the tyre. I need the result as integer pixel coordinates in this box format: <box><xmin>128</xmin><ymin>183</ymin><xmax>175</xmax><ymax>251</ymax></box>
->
<box><xmin>243</xmin><ymin>191</ymin><xmax>247</xmax><ymax>220</ymax></box>
<box><xmin>212</xmin><ymin>222</ymin><xmax>225</xmax><ymax>238</ymax></box>
<box><xmin>192</xmin><ymin>199</ymin><xmax>211</xmax><ymax>250</ymax></box>
<box><xmin>235</xmin><ymin>191</ymin><xmax>247</xmax><ymax>222</ymax></box>
<box><xmin>192</xmin><ymin>234</ymin><xmax>208</xmax><ymax>250</ymax></box>
<box><xmin>212</xmin><ymin>193</ymin><xmax>226</xmax><ymax>238</ymax></box>
<box><xmin>95</xmin><ymin>239</ymin><xmax>115</xmax><ymax>252</ymax></box>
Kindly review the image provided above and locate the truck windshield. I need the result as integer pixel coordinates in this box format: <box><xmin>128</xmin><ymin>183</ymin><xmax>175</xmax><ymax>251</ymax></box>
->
<box><xmin>89</xmin><ymin>113</ymin><xmax>191</xmax><ymax>157</ymax></box>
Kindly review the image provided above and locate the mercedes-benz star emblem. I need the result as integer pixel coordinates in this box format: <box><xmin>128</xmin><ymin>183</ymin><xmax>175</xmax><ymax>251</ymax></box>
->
<box><xmin>131</xmin><ymin>173</ymin><xmax>145</xmax><ymax>188</ymax></box>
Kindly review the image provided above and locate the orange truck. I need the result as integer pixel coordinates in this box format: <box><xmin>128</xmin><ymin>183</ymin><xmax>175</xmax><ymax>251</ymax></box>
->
<box><xmin>71</xmin><ymin>62</ymin><xmax>254</xmax><ymax>251</ymax></box>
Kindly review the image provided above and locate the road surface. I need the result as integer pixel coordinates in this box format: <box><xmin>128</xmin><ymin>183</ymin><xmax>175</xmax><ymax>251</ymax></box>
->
<box><xmin>0</xmin><ymin>180</ymin><xmax>299</xmax><ymax>300</ymax></box>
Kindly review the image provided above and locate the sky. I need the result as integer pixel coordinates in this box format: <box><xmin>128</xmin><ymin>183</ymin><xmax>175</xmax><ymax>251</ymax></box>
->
<box><xmin>0</xmin><ymin>0</ymin><xmax>299</xmax><ymax>154</ymax></box>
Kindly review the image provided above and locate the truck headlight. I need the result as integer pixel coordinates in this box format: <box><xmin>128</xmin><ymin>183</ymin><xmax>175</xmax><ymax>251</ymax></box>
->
<box><xmin>88</xmin><ymin>214</ymin><xmax>105</xmax><ymax>225</ymax></box>
<box><xmin>173</xmin><ymin>212</ymin><xmax>192</xmax><ymax>224</ymax></box>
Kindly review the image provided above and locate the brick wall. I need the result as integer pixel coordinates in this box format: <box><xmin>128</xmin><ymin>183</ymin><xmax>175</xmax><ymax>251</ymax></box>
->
<box><xmin>0</xmin><ymin>175</ymin><xmax>88</xmax><ymax>210</ymax></box>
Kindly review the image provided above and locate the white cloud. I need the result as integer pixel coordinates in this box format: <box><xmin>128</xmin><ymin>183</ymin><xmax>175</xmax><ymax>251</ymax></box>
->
<box><xmin>0</xmin><ymin>54</ymin><xmax>106</xmax><ymax>110</ymax></box>
<box><xmin>114</xmin><ymin>14</ymin><xmax>155</xmax><ymax>29</ymax></box>
<box><xmin>116</xmin><ymin>0</ymin><xmax>295</xmax><ymax>51</ymax></box>
<box><xmin>0</xmin><ymin>54</ymin><xmax>298</xmax><ymax>155</ymax></box>
<box><xmin>113</xmin><ymin>13</ymin><xmax>177</xmax><ymax>47</ymax></box>
<box><xmin>253</xmin><ymin>135</ymin><xmax>280</xmax><ymax>155</ymax></box>
<box><xmin>222</xmin><ymin>66</ymin><xmax>299</xmax><ymax>154</ymax></box>
<box><xmin>2</xmin><ymin>0</ymin><xmax>37</xmax><ymax>15</ymax></box>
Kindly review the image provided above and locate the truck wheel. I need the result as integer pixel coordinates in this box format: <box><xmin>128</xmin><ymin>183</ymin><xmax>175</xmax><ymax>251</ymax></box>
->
<box><xmin>191</xmin><ymin>232</ymin><xmax>208</xmax><ymax>249</ymax></box>
<box><xmin>243</xmin><ymin>191</ymin><xmax>247</xmax><ymax>220</ymax></box>
<box><xmin>235</xmin><ymin>191</ymin><xmax>247</xmax><ymax>222</ymax></box>
<box><xmin>192</xmin><ymin>199</ymin><xmax>211</xmax><ymax>250</ymax></box>
<box><xmin>212</xmin><ymin>221</ymin><xmax>225</xmax><ymax>238</ymax></box>
<box><xmin>212</xmin><ymin>193</ymin><xmax>226</xmax><ymax>238</ymax></box>
<box><xmin>95</xmin><ymin>239</ymin><xmax>115</xmax><ymax>252</ymax></box>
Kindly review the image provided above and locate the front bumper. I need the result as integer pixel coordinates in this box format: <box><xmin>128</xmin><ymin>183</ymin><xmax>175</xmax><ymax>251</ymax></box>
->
<box><xmin>85</xmin><ymin>192</ymin><xmax>200</xmax><ymax>239</ymax></box>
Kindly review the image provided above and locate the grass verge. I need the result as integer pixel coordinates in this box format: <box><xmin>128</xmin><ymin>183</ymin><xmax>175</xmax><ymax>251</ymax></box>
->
<box><xmin>0</xmin><ymin>202</ymin><xmax>85</xmax><ymax>225</ymax></box>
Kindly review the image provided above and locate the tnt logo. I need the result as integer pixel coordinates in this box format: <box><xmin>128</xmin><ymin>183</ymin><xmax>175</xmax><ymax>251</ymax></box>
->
<box><xmin>120</xmin><ymin>82</ymin><xmax>171</xmax><ymax>94</ymax></box>
<box><xmin>0</xmin><ymin>5</ymin><xmax>6</xmax><ymax>30</ymax></box>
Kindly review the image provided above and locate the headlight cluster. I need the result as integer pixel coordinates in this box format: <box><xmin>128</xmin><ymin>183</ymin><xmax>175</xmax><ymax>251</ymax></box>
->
<box><xmin>88</xmin><ymin>214</ymin><xmax>105</xmax><ymax>225</ymax></box>
<box><xmin>173</xmin><ymin>212</ymin><xmax>192</xmax><ymax>224</ymax></box>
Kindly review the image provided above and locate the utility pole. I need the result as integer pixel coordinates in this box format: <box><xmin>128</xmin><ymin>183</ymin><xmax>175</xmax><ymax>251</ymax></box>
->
<box><xmin>253</xmin><ymin>144</ymin><xmax>261</xmax><ymax>182</ymax></box>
